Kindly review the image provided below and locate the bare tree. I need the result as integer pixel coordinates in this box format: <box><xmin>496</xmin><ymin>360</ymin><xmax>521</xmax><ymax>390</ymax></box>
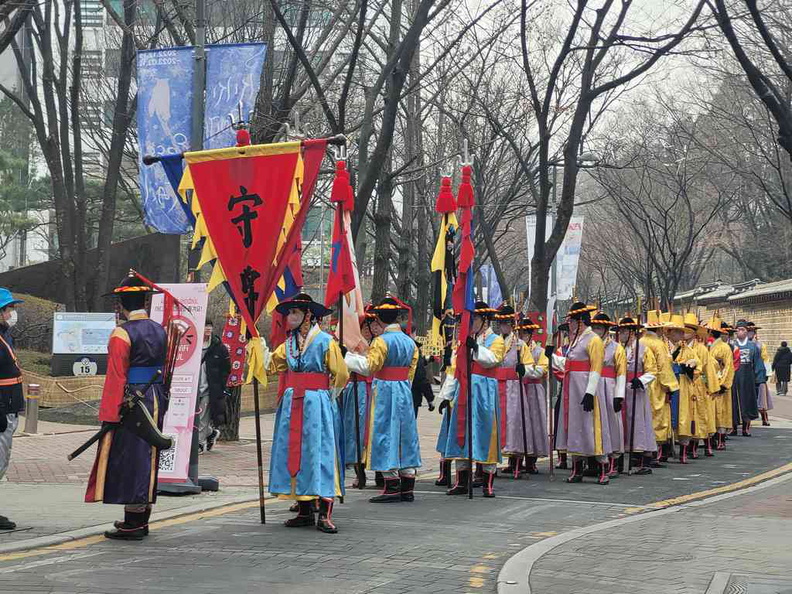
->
<box><xmin>708</xmin><ymin>0</ymin><xmax>792</xmax><ymax>161</ymax></box>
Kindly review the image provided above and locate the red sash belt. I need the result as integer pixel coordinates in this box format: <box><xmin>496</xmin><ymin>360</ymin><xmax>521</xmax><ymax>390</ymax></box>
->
<box><xmin>282</xmin><ymin>372</ymin><xmax>331</xmax><ymax>477</ymax></box>
<box><xmin>496</xmin><ymin>368</ymin><xmax>519</xmax><ymax>381</ymax></box>
<box><xmin>471</xmin><ymin>363</ymin><xmax>498</xmax><ymax>378</ymax></box>
<box><xmin>600</xmin><ymin>366</ymin><xmax>616</xmax><ymax>379</ymax></box>
<box><xmin>563</xmin><ymin>360</ymin><xmax>592</xmax><ymax>432</ymax></box>
<box><xmin>495</xmin><ymin>369</ymin><xmax>518</xmax><ymax>438</ymax></box>
<box><xmin>374</xmin><ymin>366</ymin><xmax>410</xmax><ymax>381</ymax></box>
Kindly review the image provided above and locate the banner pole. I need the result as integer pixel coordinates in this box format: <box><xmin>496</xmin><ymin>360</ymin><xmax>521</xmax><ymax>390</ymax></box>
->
<box><xmin>252</xmin><ymin>375</ymin><xmax>267</xmax><ymax>524</ymax></box>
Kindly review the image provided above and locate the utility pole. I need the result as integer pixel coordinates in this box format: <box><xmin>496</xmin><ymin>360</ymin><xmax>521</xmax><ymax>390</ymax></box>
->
<box><xmin>186</xmin><ymin>0</ymin><xmax>207</xmax><ymax>283</ymax></box>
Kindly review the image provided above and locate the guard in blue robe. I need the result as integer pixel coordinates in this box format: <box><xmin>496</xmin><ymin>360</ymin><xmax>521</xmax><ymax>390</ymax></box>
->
<box><xmin>437</xmin><ymin>301</ymin><xmax>504</xmax><ymax>498</ymax></box>
<box><xmin>267</xmin><ymin>293</ymin><xmax>349</xmax><ymax>534</ymax></box>
<box><xmin>345</xmin><ymin>297</ymin><xmax>421</xmax><ymax>503</ymax></box>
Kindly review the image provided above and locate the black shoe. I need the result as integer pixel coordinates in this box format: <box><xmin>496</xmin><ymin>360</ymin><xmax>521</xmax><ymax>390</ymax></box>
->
<box><xmin>447</xmin><ymin>470</ymin><xmax>471</xmax><ymax>495</ymax></box>
<box><xmin>369</xmin><ymin>478</ymin><xmax>401</xmax><ymax>503</ymax></box>
<box><xmin>285</xmin><ymin>501</ymin><xmax>316</xmax><ymax>527</ymax></box>
<box><xmin>114</xmin><ymin>519</ymin><xmax>150</xmax><ymax>535</ymax></box>
<box><xmin>633</xmin><ymin>467</ymin><xmax>652</xmax><ymax>476</ymax></box>
<box><xmin>316</xmin><ymin>499</ymin><xmax>338</xmax><ymax>534</ymax></box>
<box><xmin>0</xmin><ymin>515</ymin><xmax>16</xmax><ymax>530</ymax></box>
<box><xmin>374</xmin><ymin>472</ymin><xmax>385</xmax><ymax>488</ymax></box>
<box><xmin>206</xmin><ymin>428</ymin><xmax>220</xmax><ymax>451</ymax></box>
<box><xmin>106</xmin><ymin>510</ymin><xmax>147</xmax><ymax>540</ymax></box>
<box><xmin>471</xmin><ymin>464</ymin><xmax>484</xmax><ymax>487</ymax></box>
<box><xmin>400</xmin><ymin>476</ymin><xmax>415</xmax><ymax>502</ymax></box>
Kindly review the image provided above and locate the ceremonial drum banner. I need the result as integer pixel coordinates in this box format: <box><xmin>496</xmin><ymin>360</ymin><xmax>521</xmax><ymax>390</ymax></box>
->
<box><xmin>150</xmin><ymin>283</ymin><xmax>208</xmax><ymax>482</ymax></box>
<box><xmin>525</xmin><ymin>214</ymin><xmax>585</xmax><ymax>300</ymax></box>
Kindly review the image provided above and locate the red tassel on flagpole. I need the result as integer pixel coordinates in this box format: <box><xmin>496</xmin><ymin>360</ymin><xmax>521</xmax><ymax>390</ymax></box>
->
<box><xmin>331</xmin><ymin>161</ymin><xmax>355</xmax><ymax>211</ymax></box>
<box><xmin>435</xmin><ymin>176</ymin><xmax>456</xmax><ymax>214</ymax></box>
<box><xmin>457</xmin><ymin>165</ymin><xmax>475</xmax><ymax>208</ymax></box>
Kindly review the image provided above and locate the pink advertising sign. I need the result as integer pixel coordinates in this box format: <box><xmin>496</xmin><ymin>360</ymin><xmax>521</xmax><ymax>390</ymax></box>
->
<box><xmin>150</xmin><ymin>283</ymin><xmax>208</xmax><ymax>482</ymax></box>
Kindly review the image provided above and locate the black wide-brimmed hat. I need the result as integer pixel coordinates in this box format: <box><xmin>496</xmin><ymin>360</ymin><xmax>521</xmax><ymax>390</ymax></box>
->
<box><xmin>473</xmin><ymin>301</ymin><xmax>497</xmax><ymax>318</ymax></box>
<box><xmin>275</xmin><ymin>292</ymin><xmax>333</xmax><ymax>318</ymax></box>
<box><xmin>567</xmin><ymin>301</ymin><xmax>597</xmax><ymax>320</ymax></box>
<box><xmin>720</xmin><ymin>321</ymin><xmax>733</xmax><ymax>334</ymax></box>
<box><xmin>617</xmin><ymin>316</ymin><xmax>643</xmax><ymax>330</ymax></box>
<box><xmin>371</xmin><ymin>296</ymin><xmax>408</xmax><ymax>316</ymax></box>
<box><xmin>494</xmin><ymin>304</ymin><xmax>516</xmax><ymax>321</ymax></box>
<box><xmin>516</xmin><ymin>315</ymin><xmax>540</xmax><ymax>332</ymax></box>
<box><xmin>735</xmin><ymin>319</ymin><xmax>751</xmax><ymax>329</ymax></box>
<box><xmin>103</xmin><ymin>272</ymin><xmax>162</xmax><ymax>297</ymax></box>
<box><xmin>590</xmin><ymin>312</ymin><xmax>615</xmax><ymax>329</ymax></box>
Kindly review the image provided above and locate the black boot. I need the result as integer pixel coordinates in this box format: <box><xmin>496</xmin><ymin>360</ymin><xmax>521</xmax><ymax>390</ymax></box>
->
<box><xmin>0</xmin><ymin>515</ymin><xmax>16</xmax><ymax>530</ymax></box>
<box><xmin>369</xmin><ymin>477</ymin><xmax>401</xmax><ymax>503</ymax></box>
<box><xmin>498</xmin><ymin>455</ymin><xmax>517</xmax><ymax>477</ymax></box>
<box><xmin>447</xmin><ymin>469</ymin><xmax>471</xmax><ymax>495</ymax></box>
<box><xmin>316</xmin><ymin>498</ymin><xmax>338</xmax><ymax>534</ymax></box>
<box><xmin>482</xmin><ymin>472</ymin><xmax>495</xmax><ymax>498</ymax></box>
<box><xmin>114</xmin><ymin>507</ymin><xmax>152</xmax><ymax>535</ymax></box>
<box><xmin>374</xmin><ymin>471</ymin><xmax>385</xmax><ymax>488</ymax></box>
<box><xmin>556</xmin><ymin>452</ymin><xmax>568</xmax><ymax>470</ymax></box>
<box><xmin>472</xmin><ymin>463</ymin><xmax>484</xmax><ymax>487</ymax></box>
<box><xmin>566</xmin><ymin>459</ymin><xmax>582</xmax><ymax>483</ymax></box>
<box><xmin>435</xmin><ymin>459</ymin><xmax>452</xmax><ymax>487</ymax></box>
<box><xmin>526</xmin><ymin>456</ymin><xmax>539</xmax><ymax>475</ymax></box>
<box><xmin>352</xmin><ymin>464</ymin><xmax>367</xmax><ymax>489</ymax></box>
<box><xmin>583</xmin><ymin>457</ymin><xmax>599</xmax><ymax>477</ymax></box>
<box><xmin>400</xmin><ymin>475</ymin><xmax>415</xmax><ymax>502</ymax></box>
<box><xmin>284</xmin><ymin>501</ymin><xmax>316</xmax><ymax>527</ymax></box>
<box><xmin>105</xmin><ymin>510</ymin><xmax>147</xmax><ymax>540</ymax></box>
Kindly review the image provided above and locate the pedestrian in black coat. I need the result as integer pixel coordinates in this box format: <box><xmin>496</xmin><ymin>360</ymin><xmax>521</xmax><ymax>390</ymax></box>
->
<box><xmin>772</xmin><ymin>341</ymin><xmax>792</xmax><ymax>396</ymax></box>
<box><xmin>411</xmin><ymin>339</ymin><xmax>435</xmax><ymax>417</ymax></box>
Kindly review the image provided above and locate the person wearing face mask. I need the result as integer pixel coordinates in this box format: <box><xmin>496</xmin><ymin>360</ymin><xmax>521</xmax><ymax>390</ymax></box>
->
<box><xmin>197</xmin><ymin>321</ymin><xmax>231</xmax><ymax>453</ymax></box>
<box><xmin>265</xmin><ymin>293</ymin><xmax>349</xmax><ymax>534</ymax></box>
<box><xmin>437</xmin><ymin>301</ymin><xmax>505</xmax><ymax>498</ymax></box>
<box><xmin>551</xmin><ymin>302</ymin><xmax>609</xmax><ymax>485</ymax></box>
<box><xmin>0</xmin><ymin>288</ymin><xmax>24</xmax><ymax>531</ymax></box>
<box><xmin>344</xmin><ymin>297</ymin><xmax>422</xmax><ymax>503</ymax></box>
<box><xmin>85</xmin><ymin>275</ymin><xmax>168</xmax><ymax>540</ymax></box>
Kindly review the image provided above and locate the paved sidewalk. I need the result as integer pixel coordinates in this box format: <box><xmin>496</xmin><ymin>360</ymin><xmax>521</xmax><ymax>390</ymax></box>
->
<box><xmin>528</xmin><ymin>475</ymin><xmax>792</xmax><ymax>593</ymax></box>
<box><xmin>1</xmin><ymin>406</ymin><xmax>445</xmax><ymax>547</ymax></box>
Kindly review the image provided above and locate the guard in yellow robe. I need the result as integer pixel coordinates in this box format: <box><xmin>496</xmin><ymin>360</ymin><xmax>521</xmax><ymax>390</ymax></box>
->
<box><xmin>664</xmin><ymin>314</ymin><xmax>701</xmax><ymax>464</ymax></box>
<box><xmin>708</xmin><ymin>319</ymin><xmax>735</xmax><ymax>450</ymax></box>
<box><xmin>642</xmin><ymin>310</ymin><xmax>679</xmax><ymax>464</ymax></box>
<box><xmin>684</xmin><ymin>314</ymin><xmax>719</xmax><ymax>458</ymax></box>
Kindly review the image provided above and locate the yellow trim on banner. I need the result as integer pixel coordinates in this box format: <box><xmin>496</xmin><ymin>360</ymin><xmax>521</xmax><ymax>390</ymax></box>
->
<box><xmin>183</xmin><ymin>141</ymin><xmax>302</xmax><ymax>164</ymax></box>
<box><xmin>207</xmin><ymin>261</ymin><xmax>226</xmax><ymax>294</ymax></box>
<box><xmin>246</xmin><ymin>338</ymin><xmax>267</xmax><ymax>386</ymax></box>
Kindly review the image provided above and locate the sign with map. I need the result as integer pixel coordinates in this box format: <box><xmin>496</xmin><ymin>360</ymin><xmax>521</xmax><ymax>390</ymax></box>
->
<box><xmin>52</xmin><ymin>313</ymin><xmax>117</xmax><ymax>355</ymax></box>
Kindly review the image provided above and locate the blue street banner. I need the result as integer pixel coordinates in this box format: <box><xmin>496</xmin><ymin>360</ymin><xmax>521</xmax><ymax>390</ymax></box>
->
<box><xmin>204</xmin><ymin>42</ymin><xmax>268</xmax><ymax>150</ymax></box>
<box><xmin>137</xmin><ymin>47</ymin><xmax>195</xmax><ymax>234</ymax></box>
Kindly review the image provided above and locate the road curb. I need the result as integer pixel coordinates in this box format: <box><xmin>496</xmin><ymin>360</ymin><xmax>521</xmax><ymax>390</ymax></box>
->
<box><xmin>0</xmin><ymin>493</ymin><xmax>260</xmax><ymax>556</ymax></box>
<box><xmin>496</xmin><ymin>466</ymin><xmax>792</xmax><ymax>593</ymax></box>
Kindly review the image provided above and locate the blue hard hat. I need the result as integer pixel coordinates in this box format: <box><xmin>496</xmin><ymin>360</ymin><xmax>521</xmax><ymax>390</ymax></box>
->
<box><xmin>0</xmin><ymin>288</ymin><xmax>23</xmax><ymax>310</ymax></box>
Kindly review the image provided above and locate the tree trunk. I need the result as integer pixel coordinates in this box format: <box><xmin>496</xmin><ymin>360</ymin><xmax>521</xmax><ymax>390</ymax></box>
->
<box><xmin>371</xmin><ymin>154</ymin><xmax>393</xmax><ymax>303</ymax></box>
<box><xmin>220</xmin><ymin>385</ymin><xmax>241</xmax><ymax>442</ymax></box>
<box><xmin>92</xmin><ymin>0</ymin><xmax>137</xmax><ymax>309</ymax></box>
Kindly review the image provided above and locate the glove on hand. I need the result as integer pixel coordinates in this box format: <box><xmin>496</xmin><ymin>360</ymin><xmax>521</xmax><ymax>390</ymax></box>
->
<box><xmin>516</xmin><ymin>363</ymin><xmax>526</xmax><ymax>378</ymax></box>
<box><xmin>465</xmin><ymin>335</ymin><xmax>478</xmax><ymax>352</ymax></box>
<box><xmin>581</xmin><ymin>392</ymin><xmax>595</xmax><ymax>412</ymax></box>
<box><xmin>438</xmin><ymin>400</ymin><xmax>450</xmax><ymax>414</ymax></box>
<box><xmin>630</xmin><ymin>377</ymin><xmax>643</xmax><ymax>390</ymax></box>
<box><xmin>613</xmin><ymin>399</ymin><xmax>623</xmax><ymax>413</ymax></box>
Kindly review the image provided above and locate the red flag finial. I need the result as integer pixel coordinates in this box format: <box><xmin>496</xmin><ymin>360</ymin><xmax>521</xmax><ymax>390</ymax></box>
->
<box><xmin>235</xmin><ymin>128</ymin><xmax>251</xmax><ymax>147</ymax></box>
<box><xmin>435</xmin><ymin>176</ymin><xmax>457</xmax><ymax>214</ymax></box>
<box><xmin>331</xmin><ymin>160</ymin><xmax>355</xmax><ymax>211</ymax></box>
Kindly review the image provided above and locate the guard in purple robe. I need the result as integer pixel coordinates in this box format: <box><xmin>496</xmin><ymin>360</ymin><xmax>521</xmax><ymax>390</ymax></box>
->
<box><xmin>85</xmin><ymin>275</ymin><xmax>168</xmax><ymax>541</ymax></box>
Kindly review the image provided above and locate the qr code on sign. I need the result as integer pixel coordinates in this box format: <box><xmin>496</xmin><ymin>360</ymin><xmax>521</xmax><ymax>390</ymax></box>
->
<box><xmin>158</xmin><ymin>434</ymin><xmax>179</xmax><ymax>473</ymax></box>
